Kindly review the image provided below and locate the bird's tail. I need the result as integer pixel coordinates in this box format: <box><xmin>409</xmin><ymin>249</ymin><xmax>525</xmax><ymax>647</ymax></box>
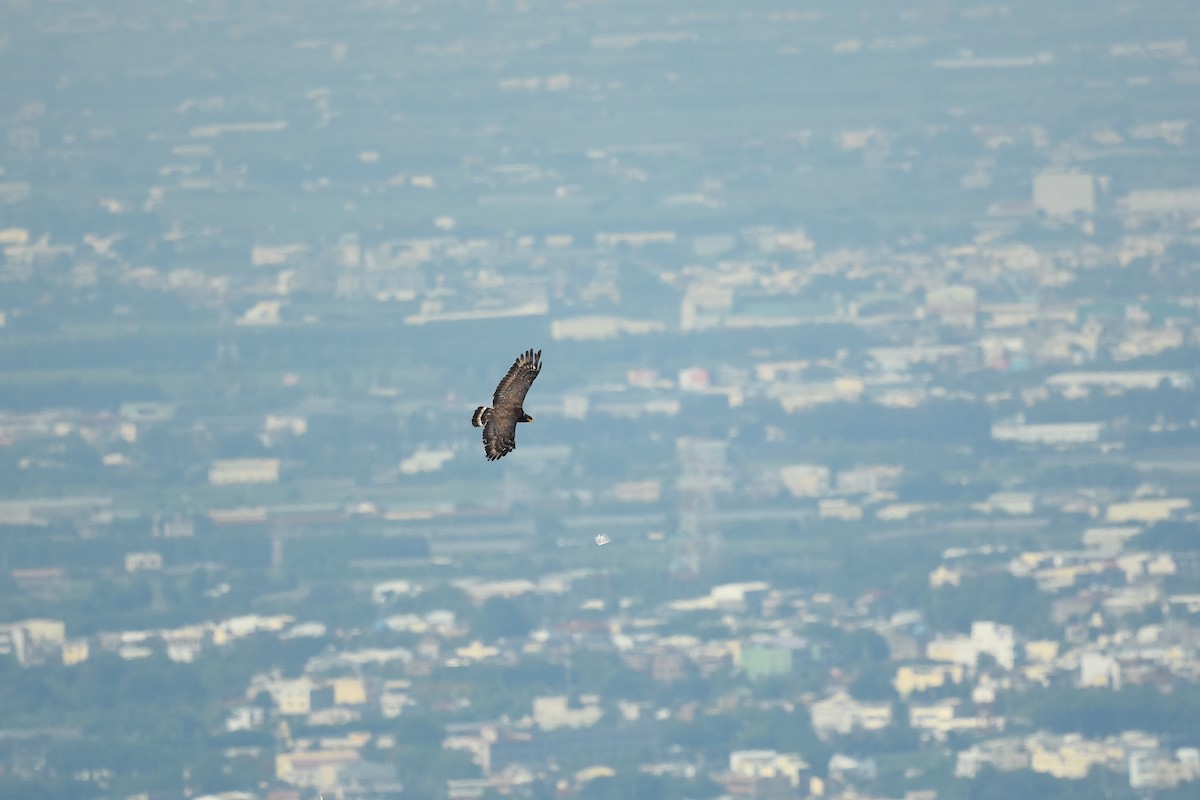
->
<box><xmin>472</xmin><ymin>406</ymin><xmax>492</xmax><ymax>427</ymax></box>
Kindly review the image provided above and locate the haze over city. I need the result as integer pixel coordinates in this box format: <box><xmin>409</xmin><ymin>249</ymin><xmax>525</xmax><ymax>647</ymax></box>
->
<box><xmin>1</xmin><ymin>1</ymin><xmax>1199</xmax><ymax>798</ymax></box>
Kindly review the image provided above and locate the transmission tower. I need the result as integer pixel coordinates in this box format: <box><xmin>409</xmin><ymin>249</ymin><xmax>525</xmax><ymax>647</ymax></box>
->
<box><xmin>671</xmin><ymin>437</ymin><xmax>728</xmax><ymax>579</ymax></box>
<box><xmin>216</xmin><ymin>295</ymin><xmax>240</xmax><ymax>382</ymax></box>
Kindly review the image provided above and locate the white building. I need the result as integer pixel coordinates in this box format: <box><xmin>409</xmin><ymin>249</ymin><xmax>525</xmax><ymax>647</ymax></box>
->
<box><xmin>908</xmin><ymin>698</ymin><xmax>996</xmax><ymax>740</ymax></box>
<box><xmin>1033</xmin><ymin>170</ymin><xmax>1096</xmax><ymax>216</ymax></box>
<box><xmin>208</xmin><ymin>457</ymin><xmax>281</xmax><ymax>485</ymax></box>
<box><xmin>124</xmin><ymin>551</ymin><xmax>164</xmax><ymax>572</ymax></box>
<box><xmin>268</xmin><ymin>677</ymin><xmax>315</xmax><ymax>716</ymax></box>
<box><xmin>956</xmin><ymin>737</ymin><xmax>1030</xmax><ymax>778</ymax></box>
<box><xmin>1046</xmin><ymin>370</ymin><xmax>1190</xmax><ymax>393</ymax></box>
<box><xmin>728</xmin><ymin>750</ymin><xmax>809</xmax><ymax>788</ymax></box>
<box><xmin>809</xmin><ymin>690</ymin><xmax>893</xmax><ymax>738</ymax></box>
<box><xmin>226</xmin><ymin>705</ymin><xmax>267</xmax><ymax>732</ymax></box>
<box><xmin>926</xmin><ymin>285</ymin><xmax>978</xmax><ymax>328</ymax></box>
<box><xmin>532</xmin><ymin>695</ymin><xmax>603</xmax><ymax>731</ymax></box>
<box><xmin>1106</xmin><ymin>498</ymin><xmax>1190</xmax><ymax>524</ymax></box>
<box><xmin>780</xmin><ymin>464</ymin><xmax>831</xmax><ymax>497</ymax></box>
<box><xmin>835</xmin><ymin>464</ymin><xmax>903</xmax><ymax>496</ymax></box>
<box><xmin>927</xmin><ymin>621</ymin><xmax>1015</xmax><ymax>671</ymax></box>
<box><xmin>1079</xmin><ymin>652</ymin><xmax>1121</xmax><ymax>689</ymax></box>
<box><xmin>991</xmin><ymin>420</ymin><xmax>1103</xmax><ymax>445</ymax></box>
<box><xmin>1121</xmin><ymin>188</ymin><xmax>1200</xmax><ymax>215</ymax></box>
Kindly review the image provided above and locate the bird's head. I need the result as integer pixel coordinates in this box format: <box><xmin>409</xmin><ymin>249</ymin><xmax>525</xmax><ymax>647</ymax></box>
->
<box><xmin>521</xmin><ymin>413</ymin><xmax>534</xmax><ymax>423</ymax></box>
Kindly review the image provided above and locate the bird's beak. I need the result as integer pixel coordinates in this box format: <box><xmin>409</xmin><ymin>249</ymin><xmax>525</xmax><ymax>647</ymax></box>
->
<box><xmin>528</xmin><ymin>415</ymin><xmax>535</xmax><ymax>423</ymax></box>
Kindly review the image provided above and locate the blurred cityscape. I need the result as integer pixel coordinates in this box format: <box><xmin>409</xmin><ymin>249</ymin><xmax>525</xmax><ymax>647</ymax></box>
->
<box><xmin>1</xmin><ymin>1</ymin><xmax>1199</xmax><ymax>798</ymax></box>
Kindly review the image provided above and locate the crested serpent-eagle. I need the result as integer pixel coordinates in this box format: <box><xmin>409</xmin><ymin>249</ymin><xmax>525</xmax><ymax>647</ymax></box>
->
<box><xmin>471</xmin><ymin>348</ymin><xmax>542</xmax><ymax>461</ymax></box>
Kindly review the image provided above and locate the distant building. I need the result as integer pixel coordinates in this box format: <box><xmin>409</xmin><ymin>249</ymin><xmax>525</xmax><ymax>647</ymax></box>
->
<box><xmin>119</xmin><ymin>402</ymin><xmax>175</xmax><ymax>422</ymax></box>
<box><xmin>1120</xmin><ymin>188</ymin><xmax>1200</xmax><ymax>215</ymax></box>
<box><xmin>269</xmin><ymin>678</ymin><xmax>315</xmax><ymax>716</ymax></box>
<box><xmin>1028</xmin><ymin>733</ymin><xmax>1124</xmax><ymax>779</ymax></box>
<box><xmin>163</xmin><ymin>625</ymin><xmax>208</xmax><ymax>663</ymax></box>
<box><xmin>61</xmin><ymin>638</ymin><xmax>90</xmax><ymax>666</ymax></box>
<box><xmin>739</xmin><ymin>645</ymin><xmax>793</xmax><ymax>680</ymax></box>
<box><xmin>876</xmin><ymin>502</ymin><xmax>938</xmax><ymax>521</ymax></box>
<box><xmin>594</xmin><ymin>230</ymin><xmax>676</xmax><ymax>248</ymax></box>
<box><xmin>238</xmin><ymin>299</ymin><xmax>284</xmax><ymax>326</ymax></box>
<box><xmin>779</xmin><ymin>464</ymin><xmax>830</xmax><ymax>497</ymax></box>
<box><xmin>532</xmin><ymin>695</ymin><xmax>603</xmax><ymax>731</ymax></box>
<box><xmin>818</xmin><ymin>498</ymin><xmax>862</xmax><ymax>521</ymax></box>
<box><xmin>909</xmin><ymin>697</ymin><xmax>995</xmax><ymax>740</ymax></box>
<box><xmin>991</xmin><ymin>420</ymin><xmax>1103</xmax><ymax>446</ymax></box>
<box><xmin>226</xmin><ymin>705</ymin><xmax>267</xmax><ymax>732</ymax></box>
<box><xmin>153</xmin><ymin>513</ymin><xmax>196</xmax><ymax>538</ymax></box>
<box><xmin>372</xmin><ymin>580</ymin><xmax>420</xmax><ymax>605</ymax></box>
<box><xmin>275</xmin><ymin>748</ymin><xmax>361</xmax><ymax>792</ymax></box>
<box><xmin>0</xmin><ymin>227</ymin><xmax>29</xmax><ymax>245</ymax></box>
<box><xmin>399</xmin><ymin>448</ymin><xmax>454</xmax><ymax>475</ymax></box>
<box><xmin>251</xmin><ymin>243</ymin><xmax>309</xmax><ymax>266</ymax></box>
<box><xmin>929</xmin><ymin>565</ymin><xmax>963</xmax><ymax>588</ymax></box>
<box><xmin>1033</xmin><ymin>170</ymin><xmax>1096</xmax><ymax>217</ymax></box>
<box><xmin>1130</xmin><ymin>747</ymin><xmax>1200</xmax><ymax>791</ymax></box>
<box><xmin>1079</xmin><ymin>652</ymin><xmax>1121</xmax><ymax>689</ymax></box>
<box><xmin>612</xmin><ymin>479</ymin><xmax>662</xmax><ymax>503</ymax></box>
<box><xmin>972</xmin><ymin>492</ymin><xmax>1035</xmax><ymax>515</ymax></box>
<box><xmin>1045</xmin><ymin>370</ymin><xmax>1190</xmax><ymax>393</ymax></box>
<box><xmin>208</xmin><ymin>457</ymin><xmax>281</xmax><ymax>485</ymax></box>
<box><xmin>1024</xmin><ymin>640</ymin><xmax>1059</xmax><ymax>664</ymax></box>
<box><xmin>772</xmin><ymin>378</ymin><xmax>864</xmax><ymax>413</ymax></box>
<box><xmin>10</xmin><ymin>567</ymin><xmax>68</xmax><ymax>594</ymax></box>
<box><xmin>970</xmin><ymin>621</ymin><xmax>1016</xmax><ymax>671</ymax></box>
<box><xmin>678</xmin><ymin>367</ymin><xmax>711</xmax><ymax>392</ymax></box>
<box><xmin>124</xmin><ymin>551</ymin><xmax>163</xmax><ymax>572</ymax></box>
<box><xmin>809</xmin><ymin>690</ymin><xmax>893</xmax><ymax>738</ymax></box>
<box><xmin>487</xmin><ymin>723</ymin><xmax>660</xmax><ymax>774</ymax></box>
<box><xmin>213</xmin><ymin>614</ymin><xmax>294</xmax><ymax>644</ymax></box>
<box><xmin>926</xmin><ymin>621</ymin><xmax>1015</xmax><ymax>671</ymax></box>
<box><xmin>835</xmin><ymin>464</ymin><xmax>902</xmax><ymax>496</ymax></box>
<box><xmin>728</xmin><ymin>749</ymin><xmax>810</xmax><ymax>788</ymax></box>
<box><xmin>894</xmin><ymin>663</ymin><xmax>965</xmax><ymax>698</ymax></box>
<box><xmin>926</xmin><ymin>285</ymin><xmax>978</xmax><ymax>328</ymax></box>
<box><xmin>332</xmin><ymin>678</ymin><xmax>367</xmax><ymax>706</ymax></box>
<box><xmin>1105</xmin><ymin>498</ymin><xmax>1190</xmax><ymax>524</ymax></box>
<box><xmin>680</xmin><ymin>284</ymin><xmax>733</xmax><ymax>331</ymax></box>
<box><xmin>454</xmin><ymin>579</ymin><xmax>537</xmax><ymax>603</ymax></box>
<box><xmin>956</xmin><ymin>737</ymin><xmax>1031</xmax><ymax>778</ymax></box>
<box><xmin>0</xmin><ymin>618</ymin><xmax>67</xmax><ymax>666</ymax></box>
<box><xmin>551</xmin><ymin>316</ymin><xmax>666</xmax><ymax>340</ymax></box>
<box><xmin>1081</xmin><ymin>526</ymin><xmax>1142</xmax><ymax>555</ymax></box>
<box><xmin>710</xmin><ymin>582</ymin><xmax>770</xmax><ymax>612</ymax></box>
<box><xmin>750</xmin><ymin>226</ymin><xmax>814</xmax><ymax>253</ymax></box>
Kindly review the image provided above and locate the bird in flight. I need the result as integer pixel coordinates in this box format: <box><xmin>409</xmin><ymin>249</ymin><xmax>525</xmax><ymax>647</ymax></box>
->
<box><xmin>472</xmin><ymin>348</ymin><xmax>542</xmax><ymax>461</ymax></box>
<box><xmin>595</xmin><ymin>534</ymin><xmax>611</xmax><ymax>546</ymax></box>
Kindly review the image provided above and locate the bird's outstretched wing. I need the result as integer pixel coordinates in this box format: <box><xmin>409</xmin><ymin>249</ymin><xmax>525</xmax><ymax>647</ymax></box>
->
<box><xmin>482</xmin><ymin>416</ymin><xmax>519</xmax><ymax>461</ymax></box>
<box><xmin>492</xmin><ymin>348</ymin><xmax>542</xmax><ymax>408</ymax></box>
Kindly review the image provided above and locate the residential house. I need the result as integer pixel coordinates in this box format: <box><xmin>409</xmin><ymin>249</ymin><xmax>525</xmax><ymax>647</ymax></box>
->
<box><xmin>809</xmin><ymin>690</ymin><xmax>893</xmax><ymax>738</ymax></box>
<box><xmin>926</xmin><ymin>621</ymin><xmax>1015</xmax><ymax>671</ymax></box>
<box><xmin>275</xmin><ymin>748</ymin><xmax>362</xmax><ymax>791</ymax></box>
<box><xmin>894</xmin><ymin>663</ymin><xmax>965</xmax><ymax>698</ymax></box>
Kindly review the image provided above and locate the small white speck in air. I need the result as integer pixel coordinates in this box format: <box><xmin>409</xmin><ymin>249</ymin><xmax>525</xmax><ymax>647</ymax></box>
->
<box><xmin>595</xmin><ymin>534</ymin><xmax>611</xmax><ymax>546</ymax></box>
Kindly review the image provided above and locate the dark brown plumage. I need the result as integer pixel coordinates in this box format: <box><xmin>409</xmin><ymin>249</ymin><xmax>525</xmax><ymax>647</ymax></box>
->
<box><xmin>471</xmin><ymin>348</ymin><xmax>542</xmax><ymax>461</ymax></box>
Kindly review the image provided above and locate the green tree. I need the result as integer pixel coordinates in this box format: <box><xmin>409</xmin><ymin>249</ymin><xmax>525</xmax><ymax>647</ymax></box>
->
<box><xmin>964</xmin><ymin>766</ymin><xmax>1134</xmax><ymax>800</ymax></box>
<box><xmin>1137</xmin><ymin>520</ymin><xmax>1200</xmax><ymax>553</ymax></box>
<box><xmin>1017</xmin><ymin>684</ymin><xmax>1200</xmax><ymax>739</ymax></box>
<box><xmin>391</xmin><ymin>714</ymin><xmax>455</xmax><ymax>796</ymax></box>
<box><xmin>923</xmin><ymin>572</ymin><xmax>1056</xmax><ymax>638</ymax></box>
<box><xmin>730</xmin><ymin>705</ymin><xmax>832</xmax><ymax>775</ymax></box>
<box><xmin>578</xmin><ymin>772</ymin><xmax>666</xmax><ymax>800</ymax></box>
<box><xmin>850</xmin><ymin>662</ymin><xmax>899</xmax><ymax>701</ymax></box>
<box><xmin>475</xmin><ymin>596</ymin><xmax>533</xmax><ymax>641</ymax></box>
